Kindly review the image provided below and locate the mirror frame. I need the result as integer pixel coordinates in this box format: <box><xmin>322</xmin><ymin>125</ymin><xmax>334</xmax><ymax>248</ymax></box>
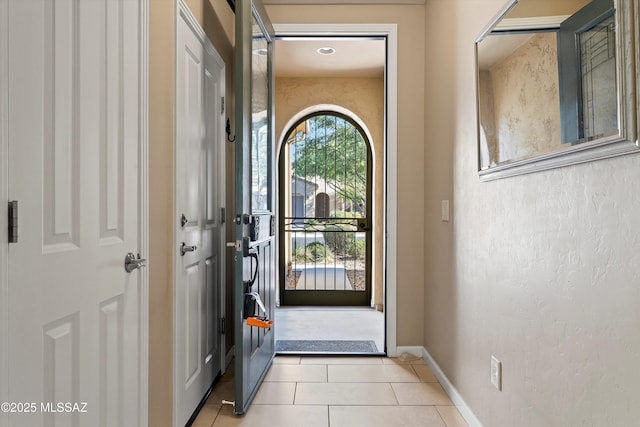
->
<box><xmin>475</xmin><ymin>0</ymin><xmax>638</xmax><ymax>181</ymax></box>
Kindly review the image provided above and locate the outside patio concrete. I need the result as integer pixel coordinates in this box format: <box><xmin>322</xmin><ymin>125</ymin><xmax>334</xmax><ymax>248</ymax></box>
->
<box><xmin>274</xmin><ymin>306</ymin><xmax>385</xmax><ymax>353</ymax></box>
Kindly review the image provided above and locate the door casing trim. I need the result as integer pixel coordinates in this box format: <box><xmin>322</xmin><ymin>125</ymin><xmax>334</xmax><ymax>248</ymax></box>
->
<box><xmin>0</xmin><ymin>1</ymin><xmax>10</xmax><ymax>424</ymax></box>
<box><xmin>273</xmin><ymin>23</ymin><xmax>399</xmax><ymax>356</ymax></box>
<box><xmin>138</xmin><ymin>0</ymin><xmax>150</xmax><ymax>425</ymax></box>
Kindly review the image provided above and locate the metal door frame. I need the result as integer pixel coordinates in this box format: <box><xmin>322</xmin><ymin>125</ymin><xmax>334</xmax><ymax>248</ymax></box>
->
<box><xmin>278</xmin><ymin>111</ymin><xmax>373</xmax><ymax>306</ymax></box>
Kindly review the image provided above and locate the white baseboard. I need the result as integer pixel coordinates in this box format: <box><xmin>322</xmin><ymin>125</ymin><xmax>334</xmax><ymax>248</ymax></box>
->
<box><xmin>421</xmin><ymin>347</ymin><xmax>483</xmax><ymax>427</ymax></box>
<box><xmin>396</xmin><ymin>345</ymin><xmax>483</xmax><ymax>426</ymax></box>
<box><xmin>395</xmin><ymin>346</ymin><xmax>425</xmax><ymax>358</ymax></box>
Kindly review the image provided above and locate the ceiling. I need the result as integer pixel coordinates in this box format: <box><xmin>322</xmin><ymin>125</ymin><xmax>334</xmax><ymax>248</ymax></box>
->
<box><xmin>477</xmin><ymin>33</ymin><xmax>534</xmax><ymax>70</ymax></box>
<box><xmin>275</xmin><ymin>38</ymin><xmax>386</xmax><ymax>78</ymax></box>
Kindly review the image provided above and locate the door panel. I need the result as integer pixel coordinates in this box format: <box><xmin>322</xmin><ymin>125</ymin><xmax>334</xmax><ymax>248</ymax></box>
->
<box><xmin>206</xmin><ymin>256</ymin><xmax>219</xmax><ymax>361</ymax></box>
<box><xmin>279</xmin><ymin>113</ymin><xmax>373</xmax><ymax>307</ymax></box>
<box><xmin>234</xmin><ymin>0</ymin><xmax>276</xmax><ymax>414</ymax></box>
<box><xmin>175</xmin><ymin>5</ymin><xmax>226</xmax><ymax>426</ymax></box>
<box><xmin>42</xmin><ymin>0</ymin><xmax>80</xmax><ymax>251</ymax></box>
<box><xmin>6</xmin><ymin>0</ymin><xmax>145</xmax><ymax>426</ymax></box>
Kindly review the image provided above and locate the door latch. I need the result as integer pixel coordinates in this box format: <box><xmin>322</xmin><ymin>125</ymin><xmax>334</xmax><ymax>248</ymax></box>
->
<box><xmin>180</xmin><ymin>242</ymin><xmax>197</xmax><ymax>256</ymax></box>
<box><xmin>8</xmin><ymin>201</ymin><xmax>18</xmax><ymax>243</ymax></box>
<box><xmin>219</xmin><ymin>317</ymin><xmax>226</xmax><ymax>335</ymax></box>
<box><xmin>356</xmin><ymin>218</ymin><xmax>370</xmax><ymax>232</ymax></box>
<box><xmin>124</xmin><ymin>252</ymin><xmax>147</xmax><ymax>273</ymax></box>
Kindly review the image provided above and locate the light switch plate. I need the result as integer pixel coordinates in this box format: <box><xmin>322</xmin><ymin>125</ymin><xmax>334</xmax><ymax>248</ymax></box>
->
<box><xmin>491</xmin><ymin>355</ymin><xmax>502</xmax><ymax>390</ymax></box>
<box><xmin>441</xmin><ymin>200</ymin><xmax>450</xmax><ymax>222</ymax></box>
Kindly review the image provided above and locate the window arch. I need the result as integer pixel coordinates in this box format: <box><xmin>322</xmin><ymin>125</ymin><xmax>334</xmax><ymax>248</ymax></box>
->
<box><xmin>282</xmin><ymin>111</ymin><xmax>371</xmax><ymax>216</ymax></box>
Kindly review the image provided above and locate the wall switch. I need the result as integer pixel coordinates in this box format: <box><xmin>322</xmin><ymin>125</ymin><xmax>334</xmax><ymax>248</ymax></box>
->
<box><xmin>441</xmin><ymin>200</ymin><xmax>450</xmax><ymax>222</ymax></box>
<box><xmin>491</xmin><ymin>355</ymin><xmax>502</xmax><ymax>390</ymax></box>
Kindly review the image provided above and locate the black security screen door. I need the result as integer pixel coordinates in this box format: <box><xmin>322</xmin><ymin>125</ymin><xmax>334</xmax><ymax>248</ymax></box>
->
<box><xmin>279</xmin><ymin>112</ymin><xmax>372</xmax><ymax>306</ymax></box>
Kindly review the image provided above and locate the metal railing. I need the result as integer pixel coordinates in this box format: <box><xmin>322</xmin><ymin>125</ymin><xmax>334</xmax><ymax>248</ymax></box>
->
<box><xmin>283</xmin><ymin>217</ymin><xmax>366</xmax><ymax>292</ymax></box>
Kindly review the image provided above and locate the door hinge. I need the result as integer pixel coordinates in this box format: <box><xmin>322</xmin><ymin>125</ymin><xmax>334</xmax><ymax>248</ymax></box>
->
<box><xmin>221</xmin><ymin>96</ymin><xmax>225</xmax><ymax>115</ymax></box>
<box><xmin>219</xmin><ymin>317</ymin><xmax>226</xmax><ymax>335</ymax></box>
<box><xmin>221</xmin><ymin>207</ymin><xmax>226</xmax><ymax>224</ymax></box>
<box><xmin>8</xmin><ymin>200</ymin><xmax>18</xmax><ymax>243</ymax></box>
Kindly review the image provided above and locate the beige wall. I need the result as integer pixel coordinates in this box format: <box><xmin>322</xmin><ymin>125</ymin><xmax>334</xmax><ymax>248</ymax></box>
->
<box><xmin>275</xmin><ymin>77</ymin><xmax>385</xmax><ymax>309</ymax></box>
<box><xmin>267</xmin><ymin>4</ymin><xmax>426</xmax><ymax>346</ymax></box>
<box><xmin>149</xmin><ymin>0</ymin><xmax>175</xmax><ymax>424</ymax></box>
<box><xmin>506</xmin><ymin>0</ymin><xmax>591</xmax><ymax>18</ymax></box>
<box><xmin>424</xmin><ymin>1</ymin><xmax>640</xmax><ymax>426</ymax></box>
<box><xmin>149</xmin><ymin>1</ymin><xmax>234</xmax><ymax>425</ymax></box>
<box><xmin>486</xmin><ymin>32</ymin><xmax>560</xmax><ymax>164</ymax></box>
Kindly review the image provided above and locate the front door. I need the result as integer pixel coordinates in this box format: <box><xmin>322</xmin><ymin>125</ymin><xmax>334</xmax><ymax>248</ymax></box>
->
<box><xmin>4</xmin><ymin>1</ymin><xmax>146</xmax><ymax>426</ymax></box>
<box><xmin>233</xmin><ymin>0</ymin><xmax>276</xmax><ymax>415</ymax></box>
<box><xmin>279</xmin><ymin>112</ymin><xmax>373</xmax><ymax>306</ymax></box>
<box><xmin>174</xmin><ymin>4</ymin><xmax>226</xmax><ymax>425</ymax></box>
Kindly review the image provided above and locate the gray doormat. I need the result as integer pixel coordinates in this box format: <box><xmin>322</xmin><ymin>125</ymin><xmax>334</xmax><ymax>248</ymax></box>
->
<box><xmin>276</xmin><ymin>340</ymin><xmax>380</xmax><ymax>354</ymax></box>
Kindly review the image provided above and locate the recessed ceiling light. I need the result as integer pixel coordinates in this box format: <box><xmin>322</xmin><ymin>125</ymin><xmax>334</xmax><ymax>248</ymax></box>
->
<box><xmin>253</xmin><ymin>48</ymin><xmax>268</xmax><ymax>56</ymax></box>
<box><xmin>317</xmin><ymin>47</ymin><xmax>336</xmax><ymax>55</ymax></box>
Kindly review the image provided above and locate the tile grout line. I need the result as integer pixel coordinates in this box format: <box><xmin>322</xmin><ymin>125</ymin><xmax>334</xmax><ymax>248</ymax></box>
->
<box><xmin>435</xmin><ymin>406</ymin><xmax>467</xmax><ymax>427</ymax></box>
<box><xmin>434</xmin><ymin>406</ymin><xmax>449</xmax><ymax>427</ymax></box>
<box><xmin>407</xmin><ymin>364</ymin><xmax>418</xmax><ymax>382</ymax></box>
<box><xmin>209</xmin><ymin>403</ymin><xmax>223</xmax><ymax>427</ymax></box>
<box><xmin>326</xmin><ymin>363</ymin><xmax>330</xmax><ymax>427</ymax></box>
<box><xmin>389</xmin><ymin>380</ymin><xmax>401</xmax><ymax>406</ymax></box>
<box><xmin>327</xmin><ymin>404</ymin><xmax>331</xmax><ymax>427</ymax></box>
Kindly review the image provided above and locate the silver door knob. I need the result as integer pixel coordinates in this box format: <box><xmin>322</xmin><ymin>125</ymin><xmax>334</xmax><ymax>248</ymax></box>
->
<box><xmin>180</xmin><ymin>242</ymin><xmax>197</xmax><ymax>256</ymax></box>
<box><xmin>124</xmin><ymin>252</ymin><xmax>147</xmax><ymax>273</ymax></box>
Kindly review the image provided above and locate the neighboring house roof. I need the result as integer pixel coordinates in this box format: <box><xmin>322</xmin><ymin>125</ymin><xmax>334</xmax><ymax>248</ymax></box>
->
<box><xmin>291</xmin><ymin>175</ymin><xmax>318</xmax><ymax>197</ymax></box>
<box><xmin>291</xmin><ymin>175</ymin><xmax>337</xmax><ymax>197</ymax></box>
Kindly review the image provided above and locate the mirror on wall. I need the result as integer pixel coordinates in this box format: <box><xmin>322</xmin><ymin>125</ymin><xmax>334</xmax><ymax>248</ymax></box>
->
<box><xmin>475</xmin><ymin>0</ymin><xmax>638</xmax><ymax>180</ymax></box>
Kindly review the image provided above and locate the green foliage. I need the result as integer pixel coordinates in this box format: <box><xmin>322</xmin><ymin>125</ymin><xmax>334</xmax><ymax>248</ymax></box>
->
<box><xmin>292</xmin><ymin>246</ymin><xmax>307</xmax><ymax>263</ymax></box>
<box><xmin>306</xmin><ymin>242</ymin><xmax>333</xmax><ymax>262</ymax></box>
<box><xmin>331</xmin><ymin>210</ymin><xmax>361</xmax><ymax>219</ymax></box>
<box><xmin>292</xmin><ymin>242</ymin><xmax>333</xmax><ymax>263</ymax></box>
<box><xmin>346</xmin><ymin>239</ymin><xmax>366</xmax><ymax>259</ymax></box>
<box><xmin>323</xmin><ymin>224</ymin><xmax>354</xmax><ymax>256</ymax></box>
<box><xmin>303</xmin><ymin>219</ymin><xmax>320</xmax><ymax>230</ymax></box>
<box><xmin>291</xmin><ymin>115</ymin><xmax>368</xmax><ymax>214</ymax></box>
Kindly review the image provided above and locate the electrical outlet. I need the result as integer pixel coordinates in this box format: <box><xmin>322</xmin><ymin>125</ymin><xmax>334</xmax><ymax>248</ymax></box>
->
<box><xmin>491</xmin><ymin>355</ymin><xmax>502</xmax><ymax>390</ymax></box>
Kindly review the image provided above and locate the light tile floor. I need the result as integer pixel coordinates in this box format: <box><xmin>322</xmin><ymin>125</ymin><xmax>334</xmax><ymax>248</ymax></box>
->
<box><xmin>191</xmin><ymin>356</ymin><xmax>469</xmax><ymax>427</ymax></box>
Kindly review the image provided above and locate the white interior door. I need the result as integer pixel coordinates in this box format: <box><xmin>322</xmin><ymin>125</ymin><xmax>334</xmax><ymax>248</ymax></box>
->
<box><xmin>174</xmin><ymin>4</ymin><xmax>226</xmax><ymax>426</ymax></box>
<box><xmin>4</xmin><ymin>0</ymin><xmax>147</xmax><ymax>426</ymax></box>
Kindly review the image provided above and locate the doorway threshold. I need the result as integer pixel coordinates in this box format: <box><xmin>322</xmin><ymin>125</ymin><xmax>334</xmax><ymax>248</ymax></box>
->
<box><xmin>275</xmin><ymin>339</ymin><xmax>384</xmax><ymax>355</ymax></box>
<box><xmin>275</xmin><ymin>306</ymin><xmax>385</xmax><ymax>355</ymax></box>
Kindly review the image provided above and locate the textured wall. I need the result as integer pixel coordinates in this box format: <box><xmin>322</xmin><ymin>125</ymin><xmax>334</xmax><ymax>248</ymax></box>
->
<box><xmin>424</xmin><ymin>1</ymin><xmax>640</xmax><ymax>426</ymax></box>
<box><xmin>489</xmin><ymin>32</ymin><xmax>561</xmax><ymax>164</ymax></box>
<box><xmin>267</xmin><ymin>4</ymin><xmax>426</xmax><ymax>346</ymax></box>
